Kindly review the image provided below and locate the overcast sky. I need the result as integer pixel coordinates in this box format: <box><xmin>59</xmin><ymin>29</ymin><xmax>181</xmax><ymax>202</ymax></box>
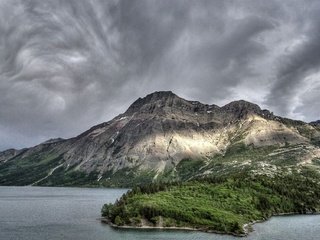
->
<box><xmin>0</xmin><ymin>0</ymin><xmax>320</xmax><ymax>150</ymax></box>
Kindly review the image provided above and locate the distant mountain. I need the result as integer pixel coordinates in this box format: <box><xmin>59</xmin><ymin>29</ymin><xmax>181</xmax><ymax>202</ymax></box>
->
<box><xmin>310</xmin><ymin>120</ymin><xmax>320</xmax><ymax>126</ymax></box>
<box><xmin>0</xmin><ymin>91</ymin><xmax>320</xmax><ymax>187</ymax></box>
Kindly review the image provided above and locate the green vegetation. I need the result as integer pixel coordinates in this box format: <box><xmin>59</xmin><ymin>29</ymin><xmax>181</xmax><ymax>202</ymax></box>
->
<box><xmin>100</xmin><ymin>167</ymin><xmax>157</xmax><ymax>187</ymax></box>
<box><xmin>0</xmin><ymin>149</ymin><xmax>62</xmax><ymax>186</ymax></box>
<box><xmin>102</xmin><ymin>172</ymin><xmax>320</xmax><ymax>236</ymax></box>
<box><xmin>35</xmin><ymin>166</ymin><xmax>158</xmax><ymax>187</ymax></box>
<box><xmin>175</xmin><ymin>158</ymin><xmax>206</xmax><ymax>180</ymax></box>
<box><xmin>37</xmin><ymin>167</ymin><xmax>100</xmax><ymax>187</ymax></box>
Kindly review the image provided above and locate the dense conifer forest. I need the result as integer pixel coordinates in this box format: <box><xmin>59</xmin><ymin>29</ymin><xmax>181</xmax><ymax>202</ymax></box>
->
<box><xmin>102</xmin><ymin>171</ymin><xmax>320</xmax><ymax>236</ymax></box>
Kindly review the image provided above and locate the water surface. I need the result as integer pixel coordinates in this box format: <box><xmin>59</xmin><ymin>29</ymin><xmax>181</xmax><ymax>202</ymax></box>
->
<box><xmin>0</xmin><ymin>186</ymin><xmax>319</xmax><ymax>240</ymax></box>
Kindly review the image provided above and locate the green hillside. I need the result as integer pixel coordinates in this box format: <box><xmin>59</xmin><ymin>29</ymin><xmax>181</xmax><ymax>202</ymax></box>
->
<box><xmin>102</xmin><ymin>171</ymin><xmax>320</xmax><ymax>236</ymax></box>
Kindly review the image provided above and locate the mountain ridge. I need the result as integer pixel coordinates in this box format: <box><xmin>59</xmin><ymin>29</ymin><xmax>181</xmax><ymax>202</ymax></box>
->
<box><xmin>0</xmin><ymin>91</ymin><xmax>319</xmax><ymax>187</ymax></box>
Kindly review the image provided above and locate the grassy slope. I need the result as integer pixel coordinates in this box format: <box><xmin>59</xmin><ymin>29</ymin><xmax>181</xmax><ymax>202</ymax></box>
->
<box><xmin>102</xmin><ymin>173</ymin><xmax>320</xmax><ymax>236</ymax></box>
<box><xmin>0</xmin><ymin>149</ymin><xmax>63</xmax><ymax>186</ymax></box>
<box><xmin>0</xmin><ymin>147</ymin><xmax>100</xmax><ymax>187</ymax></box>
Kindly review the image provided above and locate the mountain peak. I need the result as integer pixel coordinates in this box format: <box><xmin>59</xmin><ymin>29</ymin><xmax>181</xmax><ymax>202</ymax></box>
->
<box><xmin>124</xmin><ymin>92</ymin><xmax>269</xmax><ymax>119</ymax></box>
<box><xmin>125</xmin><ymin>91</ymin><xmax>181</xmax><ymax>114</ymax></box>
<box><xmin>141</xmin><ymin>91</ymin><xmax>178</xmax><ymax>103</ymax></box>
<box><xmin>222</xmin><ymin>100</ymin><xmax>262</xmax><ymax>112</ymax></box>
<box><xmin>220</xmin><ymin>100</ymin><xmax>273</xmax><ymax>119</ymax></box>
<box><xmin>146</xmin><ymin>90</ymin><xmax>175</xmax><ymax>98</ymax></box>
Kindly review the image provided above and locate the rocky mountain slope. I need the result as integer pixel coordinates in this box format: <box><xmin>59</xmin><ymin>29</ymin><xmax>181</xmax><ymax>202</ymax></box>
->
<box><xmin>0</xmin><ymin>91</ymin><xmax>319</xmax><ymax>186</ymax></box>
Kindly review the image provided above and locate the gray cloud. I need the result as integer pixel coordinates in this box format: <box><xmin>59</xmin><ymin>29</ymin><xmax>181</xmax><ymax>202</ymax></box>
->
<box><xmin>0</xmin><ymin>0</ymin><xmax>319</xmax><ymax>150</ymax></box>
<box><xmin>265</xmin><ymin>2</ymin><xmax>320</xmax><ymax>117</ymax></box>
<box><xmin>294</xmin><ymin>84</ymin><xmax>320</xmax><ymax>121</ymax></box>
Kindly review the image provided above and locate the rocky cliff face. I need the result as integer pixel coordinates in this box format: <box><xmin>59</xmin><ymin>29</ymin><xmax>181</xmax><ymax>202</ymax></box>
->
<box><xmin>1</xmin><ymin>91</ymin><xmax>319</xmax><ymax>186</ymax></box>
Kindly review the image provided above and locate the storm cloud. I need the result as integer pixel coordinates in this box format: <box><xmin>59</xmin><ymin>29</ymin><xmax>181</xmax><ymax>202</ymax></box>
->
<box><xmin>0</xmin><ymin>0</ymin><xmax>319</xmax><ymax>150</ymax></box>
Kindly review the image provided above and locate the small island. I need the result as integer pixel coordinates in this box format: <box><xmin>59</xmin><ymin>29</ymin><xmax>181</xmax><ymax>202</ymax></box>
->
<box><xmin>101</xmin><ymin>172</ymin><xmax>320</xmax><ymax>236</ymax></box>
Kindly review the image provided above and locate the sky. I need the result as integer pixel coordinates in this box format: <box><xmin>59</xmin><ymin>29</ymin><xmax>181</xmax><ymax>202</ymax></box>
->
<box><xmin>0</xmin><ymin>0</ymin><xmax>320</xmax><ymax>150</ymax></box>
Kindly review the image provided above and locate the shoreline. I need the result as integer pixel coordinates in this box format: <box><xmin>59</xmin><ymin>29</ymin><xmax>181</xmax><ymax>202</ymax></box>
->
<box><xmin>243</xmin><ymin>212</ymin><xmax>320</xmax><ymax>236</ymax></box>
<box><xmin>0</xmin><ymin>185</ymin><xmax>129</xmax><ymax>190</ymax></box>
<box><xmin>101</xmin><ymin>212</ymin><xmax>320</xmax><ymax>237</ymax></box>
<box><xmin>100</xmin><ymin>217</ymin><xmax>247</xmax><ymax>237</ymax></box>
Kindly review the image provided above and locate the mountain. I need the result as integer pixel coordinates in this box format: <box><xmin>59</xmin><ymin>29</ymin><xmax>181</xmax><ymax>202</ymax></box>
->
<box><xmin>310</xmin><ymin>120</ymin><xmax>320</xmax><ymax>127</ymax></box>
<box><xmin>0</xmin><ymin>149</ymin><xmax>20</xmax><ymax>163</ymax></box>
<box><xmin>1</xmin><ymin>91</ymin><xmax>320</xmax><ymax>186</ymax></box>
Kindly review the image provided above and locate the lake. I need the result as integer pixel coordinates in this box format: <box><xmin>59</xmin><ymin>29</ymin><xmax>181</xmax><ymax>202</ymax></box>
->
<box><xmin>0</xmin><ymin>186</ymin><xmax>319</xmax><ymax>240</ymax></box>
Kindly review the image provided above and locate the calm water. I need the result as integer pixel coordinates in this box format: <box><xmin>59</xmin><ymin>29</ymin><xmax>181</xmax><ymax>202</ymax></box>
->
<box><xmin>0</xmin><ymin>186</ymin><xmax>319</xmax><ymax>240</ymax></box>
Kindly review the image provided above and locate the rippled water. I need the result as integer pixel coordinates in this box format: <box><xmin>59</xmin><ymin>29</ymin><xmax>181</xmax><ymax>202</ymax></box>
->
<box><xmin>0</xmin><ymin>186</ymin><xmax>319</xmax><ymax>240</ymax></box>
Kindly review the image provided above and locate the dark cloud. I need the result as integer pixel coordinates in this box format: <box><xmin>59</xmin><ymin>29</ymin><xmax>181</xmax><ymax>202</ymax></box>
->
<box><xmin>265</xmin><ymin>2</ymin><xmax>320</xmax><ymax>117</ymax></box>
<box><xmin>0</xmin><ymin>0</ymin><xmax>319</xmax><ymax>150</ymax></box>
<box><xmin>294</xmin><ymin>84</ymin><xmax>320</xmax><ymax>122</ymax></box>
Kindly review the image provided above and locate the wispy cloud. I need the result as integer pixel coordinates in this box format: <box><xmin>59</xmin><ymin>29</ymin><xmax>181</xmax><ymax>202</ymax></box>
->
<box><xmin>0</xmin><ymin>0</ymin><xmax>319</xmax><ymax>150</ymax></box>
